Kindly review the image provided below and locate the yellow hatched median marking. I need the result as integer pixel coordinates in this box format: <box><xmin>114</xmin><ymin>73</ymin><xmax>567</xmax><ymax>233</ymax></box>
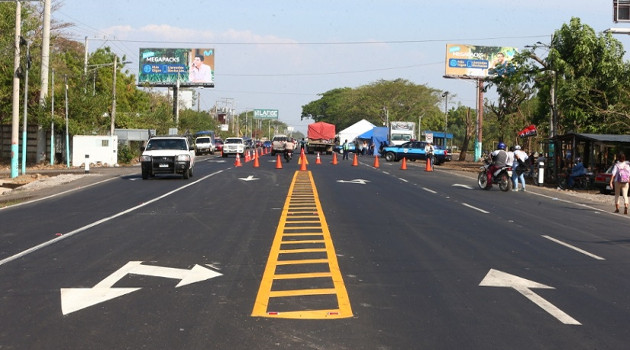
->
<box><xmin>252</xmin><ymin>171</ymin><xmax>353</xmax><ymax>319</ymax></box>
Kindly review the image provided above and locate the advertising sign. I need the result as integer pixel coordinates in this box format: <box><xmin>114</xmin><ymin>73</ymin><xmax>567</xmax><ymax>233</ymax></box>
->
<box><xmin>445</xmin><ymin>44</ymin><xmax>517</xmax><ymax>79</ymax></box>
<box><xmin>254</xmin><ymin>109</ymin><xmax>279</xmax><ymax>119</ymax></box>
<box><xmin>138</xmin><ymin>48</ymin><xmax>215</xmax><ymax>87</ymax></box>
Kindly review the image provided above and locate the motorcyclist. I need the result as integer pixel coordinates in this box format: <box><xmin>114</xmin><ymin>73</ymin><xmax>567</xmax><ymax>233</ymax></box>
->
<box><xmin>284</xmin><ymin>138</ymin><xmax>295</xmax><ymax>161</ymax></box>
<box><xmin>487</xmin><ymin>142</ymin><xmax>508</xmax><ymax>187</ymax></box>
<box><xmin>567</xmin><ymin>157</ymin><xmax>586</xmax><ymax>188</ymax></box>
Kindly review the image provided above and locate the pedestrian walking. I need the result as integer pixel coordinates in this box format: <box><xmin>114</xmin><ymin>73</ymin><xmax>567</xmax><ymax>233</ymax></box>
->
<box><xmin>512</xmin><ymin>145</ymin><xmax>528</xmax><ymax>191</ymax></box>
<box><xmin>609</xmin><ymin>152</ymin><xmax>630</xmax><ymax>214</ymax></box>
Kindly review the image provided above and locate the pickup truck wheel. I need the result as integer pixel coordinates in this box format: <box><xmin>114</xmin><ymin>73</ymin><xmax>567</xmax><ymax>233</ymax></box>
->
<box><xmin>189</xmin><ymin>167</ymin><xmax>194</xmax><ymax>178</ymax></box>
<box><xmin>183</xmin><ymin>167</ymin><xmax>190</xmax><ymax>179</ymax></box>
<box><xmin>142</xmin><ymin>169</ymin><xmax>149</xmax><ymax>180</ymax></box>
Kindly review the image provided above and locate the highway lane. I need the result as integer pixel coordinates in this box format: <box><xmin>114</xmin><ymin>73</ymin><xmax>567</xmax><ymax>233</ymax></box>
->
<box><xmin>1</xmin><ymin>153</ymin><xmax>630</xmax><ymax>349</ymax></box>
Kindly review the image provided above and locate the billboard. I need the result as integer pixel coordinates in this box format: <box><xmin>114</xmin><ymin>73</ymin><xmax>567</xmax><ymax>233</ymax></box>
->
<box><xmin>254</xmin><ymin>109</ymin><xmax>279</xmax><ymax>119</ymax></box>
<box><xmin>445</xmin><ymin>44</ymin><xmax>517</xmax><ymax>79</ymax></box>
<box><xmin>138</xmin><ymin>48</ymin><xmax>215</xmax><ymax>87</ymax></box>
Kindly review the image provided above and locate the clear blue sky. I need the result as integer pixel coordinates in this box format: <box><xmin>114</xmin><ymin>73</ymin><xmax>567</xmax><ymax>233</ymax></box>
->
<box><xmin>54</xmin><ymin>0</ymin><xmax>626</xmax><ymax>134</ymax></box>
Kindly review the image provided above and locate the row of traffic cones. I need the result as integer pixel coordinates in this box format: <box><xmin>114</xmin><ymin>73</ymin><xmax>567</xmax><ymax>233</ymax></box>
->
<box><xmin>235</xmin><ymin>149</ymin><xmax>433</xmax><ymax>172</ymax></box>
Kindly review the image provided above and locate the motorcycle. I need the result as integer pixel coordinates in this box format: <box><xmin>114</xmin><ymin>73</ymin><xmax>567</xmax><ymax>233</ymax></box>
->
<box><xmin>284</xmin><ymin>149</ymin><xmax>293</xmax><ymax>163</ymax></box>
<box><xmin>477</xmin><ymin>158</ymin><xmax>512</xmax><ymax>192</ymax></box>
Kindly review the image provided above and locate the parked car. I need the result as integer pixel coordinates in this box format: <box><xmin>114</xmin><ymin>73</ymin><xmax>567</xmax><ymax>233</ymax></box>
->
<box><xmin>593</xmin><ymin>165</ymin><xmax>614</xmax><ymax>194</ymax></box>
<box><xmin>333</xmin><ymin>143</ymin><xmax>356</xmax><ymax>153</ymax></box>
<box><xmin>263</xmin><ymin>140</ymin><xmax>272</xmax><ymax>149</ymax></box>
<box><xmin>381</xmin><ymin>141</ymin><xmax>446</xmax><ymax>165</ymax></box>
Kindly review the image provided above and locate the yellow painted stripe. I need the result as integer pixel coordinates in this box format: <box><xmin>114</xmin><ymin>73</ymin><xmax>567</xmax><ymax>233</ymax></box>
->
<box><xmin>251</xmin><ymin>171</ymin><xmax>353</xmax><ymax>319</ymax></box>
<box><xmin>273</xmin><ymin>272</ymin><xmax>332</xmax><ymax>279</ymax></box>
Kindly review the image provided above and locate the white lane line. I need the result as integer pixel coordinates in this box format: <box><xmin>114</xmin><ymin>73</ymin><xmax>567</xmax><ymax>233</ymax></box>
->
<box><xmin>542</xmin><ymin>235</ymin><xmax>605</xmax><ymax>260</ymax></box>
<box><xmin>462</xmin><ymin>202</ymin><xmax>489</xmax><ymax>214</ymax></box>
<box><xmin>0</xmin><ymin>176</ymin><xmax>117</xmax><ymax>210</ymax></box>
<box><xmin>422</xmin><ymin>187</ymin><xmax>437</xmax><ymax>194</ymax></box>
<box><xmin>0</xmin><ymin>170</ymin><xmax>225</xmax><ymax>267</ymax></box>
<box><xmin>399</xmin><ymin>178</ymin><xmax>409</xmax><ymax>183</ymax></box>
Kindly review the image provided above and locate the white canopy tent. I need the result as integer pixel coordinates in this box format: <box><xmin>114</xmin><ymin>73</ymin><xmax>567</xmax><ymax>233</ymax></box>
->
<box><xmin>337</xmin><ymin>119</ymin><xmax>376</xmax><ymax>144</ymax></box>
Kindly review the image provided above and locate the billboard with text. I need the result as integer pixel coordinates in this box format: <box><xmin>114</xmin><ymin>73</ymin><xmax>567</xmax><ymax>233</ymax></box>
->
<box><xmin>445</xmin><ymin>44</ymin><xmax>517</xmax><ymax>79</ymax></box>
<box><xmin>138</xmin><ymin>48</ymin><xmax>215</xmax><ymax>87</ymax></box>
<box><xmin>254</xmin><ymin>109</ymin><xmax>279</xmax><ymax>119</ymax></box>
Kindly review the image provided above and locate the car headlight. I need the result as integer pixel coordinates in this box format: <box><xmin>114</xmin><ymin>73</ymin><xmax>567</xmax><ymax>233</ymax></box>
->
<box><xmin>140</xmin><ymin>155</ymin><xmax>152</xmax><ymax>162</ymax></box>
<box><xmin>177</xmin><ymin>154</ymin><xmax>190</xmax><ymax>162</ymax></box>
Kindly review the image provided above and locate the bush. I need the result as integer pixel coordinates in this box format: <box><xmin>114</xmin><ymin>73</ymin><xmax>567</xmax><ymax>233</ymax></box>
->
<box><xmin>117</xmin><ymin>144</ymin><xmax>138</xmax><ymax>164</ymax></box>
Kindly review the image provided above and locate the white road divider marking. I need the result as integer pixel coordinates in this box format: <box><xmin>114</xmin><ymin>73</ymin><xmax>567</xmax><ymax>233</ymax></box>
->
<box><xmin>462</xmin><ymin>202</ymin><xmax>489</xmax><ymax>214</ymax></box>
<box><xmin>542</xmin><ymin>235</ymin><xmax>605</xmax><ymax>260</ymax></box>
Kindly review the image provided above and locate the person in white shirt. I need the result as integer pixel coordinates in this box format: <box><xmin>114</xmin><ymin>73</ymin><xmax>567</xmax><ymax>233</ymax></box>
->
<box><xmin>424</xmin><ymin>142</ymin><xmax>434</xmax><ymax>167</ymax></box>
<box><xmin>512</xmin><ymin>145</ymin><xmax>529</xmax><ymax>191</ymax></box>
<box><xmin>189</xmin><ymin>55</ymin><xmax>213</xmax><ymax>83</ymax></box>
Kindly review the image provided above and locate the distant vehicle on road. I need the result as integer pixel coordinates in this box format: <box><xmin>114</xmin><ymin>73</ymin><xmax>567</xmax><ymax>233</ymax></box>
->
<box><xmin>214</xmin><ymin>138</ymin><xmax>223</xmax><ymax>153</ymax></box>
<box><xmin>194</xmin><ymin>136</ymin><xmax>215</xmax><ymax>155</ymax></box>
<box><xmin>222</xmin><ymin>137</ymin><xmax>246</xmax><ymax>158</ymax></box>
<box><xmin>381</xmin><ymin>141</ymin><xmax>447</xmax><ymax>165</ymax></box>
<box><xmin>140</xmin><ymin>136</ymin><xmax>195</xmax><ymax>179</ymax></box>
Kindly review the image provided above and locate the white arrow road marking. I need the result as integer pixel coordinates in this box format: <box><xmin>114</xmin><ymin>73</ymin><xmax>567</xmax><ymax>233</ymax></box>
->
<box><xmin>479</xmin><ymin>269</ymin><xmax>581</xmax><ymax>325</ymax></box>
<box><xmin>453</xmin><ymin>184</ymin><xmax>473</xmax><ymax>189</ymax></box>
<box><xmin>239</xmin><ymin>175</ymin><xmax>259</xmax><ymax>181</ymax></box>
<box><xmin>60</xmin><ymin>261</ymin><xmax>222</xmax><ymax>315</ymax></box>
<box><xmin>336</xmin><ymin>179</ymin><xmax>370</xmax><ymax>184</ymax></box>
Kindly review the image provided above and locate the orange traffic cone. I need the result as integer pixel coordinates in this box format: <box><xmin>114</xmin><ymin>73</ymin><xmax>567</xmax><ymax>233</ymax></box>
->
<box><xmin>253</xmin><ymin>151</ymin><xmax>260</xmax><ymax>168</ymax></box>
<box><xmin>300</xmin><ymin>153</ymin><xmax>308</xmax><ymax>171</ymax></box>
<box><xmin>332</xmin><ymin>152</ymin><xmax>338</xmax><ymax>165</ymax></box>
<box><xmin>373</xmin><ymin>155</ymin><xmax>380</xmax><ymax>168</ymax></box>
<box><xmin>316</xmin><ymin>152</ymin><xmax>322</xmax><ymax>164</ymax></box>
<box><xmin>400</xmin><ymin>157</ymin><xmax>407</xmax><ymax>170</ymax></box>
<box><xmin>425</xmin><ymin>157</ymin><xmax>433</xmax><ymax>172</ymax></box>
<box><xmin>352</xmin><ymin>153</ymin><xmax>358</xmax><ymax>166</ymax></box>
<box><xmin>275</xmin><ymin>154</ymin><xmax>283</xmax><ymax>169</ymax></box>
<box><xmin>234</xmin><ymin>153</ymin><xmax>242</xmax><ymax>167</ymax></box>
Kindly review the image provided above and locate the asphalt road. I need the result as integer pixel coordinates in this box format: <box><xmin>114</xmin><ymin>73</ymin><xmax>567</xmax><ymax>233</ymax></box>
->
<box><xmin>0</xmin><ymin>153</ymin><xmax>629</xmax><ymax>349</ymax></box>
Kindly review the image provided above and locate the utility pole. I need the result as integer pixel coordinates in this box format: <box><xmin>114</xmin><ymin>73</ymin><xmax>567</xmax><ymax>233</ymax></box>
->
<box><xmin>50</xmin><ymin>69</ymin><xmax>54</xmax><ymax>165</ymax></box>
<box><xmin>10</xmin><ymin>1</ymin><xmax>21</xmax><ymax>178</ymax></box>
<box><xmin>37</xmin><ymin>0</ymin><xmax>52</xmax><ymax>163</ymax></box>
<box><xmin>21</xmin><ymin>39</ymin><xmax>30</xmax><ymax>174</ymax></box>
<box><xmin>442</xmin><ymin>91</ymin><xmax>449</xmax><ymax>150</ymax></box>
<box><xmin>476</xmin><ymin>79</ymin><xmax>484</xmax><ymax>161</ymax></box>
<box><xmin>111</xmin><ymin>56</ymin><xmax>117</xmax><ymax>136</ymax></box>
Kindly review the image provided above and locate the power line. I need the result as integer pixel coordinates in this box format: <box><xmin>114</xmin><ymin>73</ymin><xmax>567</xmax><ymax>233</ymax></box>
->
<box><xmin>67</xmin><ymin>35</ymin><xmax>549</xmax><ymax>46</ymax></box>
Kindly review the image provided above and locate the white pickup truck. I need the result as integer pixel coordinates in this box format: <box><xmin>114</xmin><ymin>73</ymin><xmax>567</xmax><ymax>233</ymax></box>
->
<box><xmin>222</xmin><ymin>137</ymin><xmax>246</xmax><ymax>158</ymax></box>
<box><xmin>140</xmin><ymin>136</ymin><xmax>195</xmax><ymax>179</ymax></box>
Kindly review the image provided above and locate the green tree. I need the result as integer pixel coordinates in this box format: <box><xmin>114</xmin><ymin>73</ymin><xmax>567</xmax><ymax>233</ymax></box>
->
<box><xmin>301</xmin><ymin>79</ymin><xmax>442</xmax><ymax>131</ymax></box>
<box><xmin>528</xmin><ymin>17</ymin><xmax>630</xmax><ymax>134</ymax></box>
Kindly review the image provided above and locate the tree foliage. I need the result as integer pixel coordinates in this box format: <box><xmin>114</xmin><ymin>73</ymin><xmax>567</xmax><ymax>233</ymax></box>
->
<box><xmin>301</xmin><ymin>79</ymin><xmax>444</xmax><ymax>131</ymax></box>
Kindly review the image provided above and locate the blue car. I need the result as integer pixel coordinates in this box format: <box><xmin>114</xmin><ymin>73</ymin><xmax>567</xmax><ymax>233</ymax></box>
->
<box><xmin>382</xmin><ymin>141</ymin><xmax>446</xmax><ymax>165</ymax></box>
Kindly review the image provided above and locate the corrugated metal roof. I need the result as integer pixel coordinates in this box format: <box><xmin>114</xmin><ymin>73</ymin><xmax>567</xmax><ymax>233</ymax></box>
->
<box><xmin>555</xmin><ymin>133</ymin><xmax>630</xmax><ymax>143</ymax></box>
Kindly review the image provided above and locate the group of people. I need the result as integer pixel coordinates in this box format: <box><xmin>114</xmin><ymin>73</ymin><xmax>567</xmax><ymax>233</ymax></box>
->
<box><xmin>487</xmin><ymin>142</ymin><xmax>630</xmax><ymax>214</ymax></box>
<box><xmin>487</xmin><ymin>142</ymin><xmax>530</xmax><ymax>191</ymax></box>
